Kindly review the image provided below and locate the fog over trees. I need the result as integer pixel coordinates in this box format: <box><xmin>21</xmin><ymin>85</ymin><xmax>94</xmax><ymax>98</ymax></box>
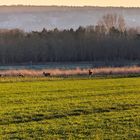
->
<box><xmin>0</xmin><ymin>14</ymin><xmax>139</xmax><ymax>65</ymax></box>
<box><xmin>0</xmin><ymin>6</ymin><xmax>140</xmax><ymax>31</ymax></box>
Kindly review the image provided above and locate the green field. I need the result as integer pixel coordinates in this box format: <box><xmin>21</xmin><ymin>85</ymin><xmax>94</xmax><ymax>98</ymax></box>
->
<box><xmin>0</xmin><ymin>77</ymin><xmax>140</xmax><ymax>139</ymax></box>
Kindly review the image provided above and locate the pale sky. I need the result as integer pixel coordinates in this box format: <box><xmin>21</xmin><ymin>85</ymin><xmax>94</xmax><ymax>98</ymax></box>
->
<box><xmin>0</xmin><ymin>0</ymin><xmax>140</xmax><ymax>7</ymax></box>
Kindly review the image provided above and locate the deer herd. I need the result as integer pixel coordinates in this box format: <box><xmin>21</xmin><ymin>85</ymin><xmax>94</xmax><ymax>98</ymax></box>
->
<box><xmin>0</xmin><ymin>69</ymin><xmax>93</xmax><ymax>77</ymax></box>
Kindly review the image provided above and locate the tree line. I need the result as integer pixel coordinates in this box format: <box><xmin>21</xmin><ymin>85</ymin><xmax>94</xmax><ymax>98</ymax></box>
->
<box><xmin>0</xmin><ymin>14</ymin><xmax>140</xmax><ymax>64</ymax></box>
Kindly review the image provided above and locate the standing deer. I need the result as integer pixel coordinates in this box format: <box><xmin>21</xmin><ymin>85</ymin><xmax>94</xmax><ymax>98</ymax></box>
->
<box><xmin>43</xmin><ymin>72</ymin><xmax>51</xmax><ymax>77</ymax></box>
<box><xmin>88</xmin><ymin>69</ymin><xmax>92</xmax><ymax>76</ymax></box>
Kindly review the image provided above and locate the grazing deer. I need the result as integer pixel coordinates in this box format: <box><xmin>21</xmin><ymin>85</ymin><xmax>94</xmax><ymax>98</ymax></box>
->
<box><xmin>88</xmin><ymin>69</ymin><xmax>92</xmax><ymax>76</ymax></box>
<box><xmin>18</xmin><ymin>73</ymin><xmax>25</xmax><ymax>77</ymax></box>
<box><xmin>43</xmin><ymin>72</ymin><xmax>51</xmax><ymax>77</ymax></box>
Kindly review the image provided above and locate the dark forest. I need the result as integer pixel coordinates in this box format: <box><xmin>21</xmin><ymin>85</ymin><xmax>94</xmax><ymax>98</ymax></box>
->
<box><xmin>0</xmin><ymin>14</ymin><xmax>140</xmax><ymax>64</ymax></box>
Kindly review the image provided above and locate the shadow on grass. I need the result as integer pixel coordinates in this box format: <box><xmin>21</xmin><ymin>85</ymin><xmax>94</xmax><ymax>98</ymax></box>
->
<box><xmin>1</xmin><ymin>103</ymin><xmax>139</xmax><ymax>126</ymax></box>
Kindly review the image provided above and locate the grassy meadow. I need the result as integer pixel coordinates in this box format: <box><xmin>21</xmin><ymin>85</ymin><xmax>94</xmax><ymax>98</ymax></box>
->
<box><xmin>0</xmin><ymin>77</ymin><xmax>140</xmax><ymax>139</ymax></box>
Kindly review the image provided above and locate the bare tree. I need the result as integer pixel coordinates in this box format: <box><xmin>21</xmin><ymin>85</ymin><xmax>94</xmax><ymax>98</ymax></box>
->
<box><xmin>118</xmin><ymin>15</ymin><xmax>126</xmax><ymax>32</ymax></box>
<box><xmin>98</xmin><ymin>13</ymin><xmax>126</xmax><ymax>32</ymax></box>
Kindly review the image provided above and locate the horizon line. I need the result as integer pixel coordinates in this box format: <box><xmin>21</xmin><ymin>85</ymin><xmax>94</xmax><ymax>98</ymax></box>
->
<box><xmin>0</xmin><ymin>5</ymin><xmax>140</xmax><ymax>8</ymax></box>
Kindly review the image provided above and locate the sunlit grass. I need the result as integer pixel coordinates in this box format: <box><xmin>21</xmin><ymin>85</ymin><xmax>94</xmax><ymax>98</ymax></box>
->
<box><xmin>0</xmin><ymin>77</ymin><xmax>140</xmax><ymax>139</ymax></box>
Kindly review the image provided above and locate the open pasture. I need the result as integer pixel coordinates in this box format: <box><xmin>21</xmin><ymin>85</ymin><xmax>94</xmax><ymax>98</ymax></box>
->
<box><xmin>0</xmin><ymin>77</ymin><xmax>140</xmax><ymax>139</ymax></box>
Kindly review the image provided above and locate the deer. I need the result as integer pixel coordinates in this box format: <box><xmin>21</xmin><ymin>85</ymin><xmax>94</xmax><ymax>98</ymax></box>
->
<box><xmin>43</xmin><ymin>72</ymin><xmax>51</xmax><ymax>77</ymax></box>
<box><xmin>18</xmin><ymin>73</ymin><xmax>25</xmax><ymax>77</ymax></box>
<box><xmin>88</xmin><ymin>69</ymin><xmax>92</xmax><ymax>76</ymax></box>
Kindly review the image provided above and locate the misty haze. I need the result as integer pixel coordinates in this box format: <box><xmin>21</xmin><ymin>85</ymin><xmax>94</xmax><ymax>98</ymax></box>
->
<box><xmin>0</xmin><ymin>6</ymin><xmax>140</xmax><ymax>31</ymax></box>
